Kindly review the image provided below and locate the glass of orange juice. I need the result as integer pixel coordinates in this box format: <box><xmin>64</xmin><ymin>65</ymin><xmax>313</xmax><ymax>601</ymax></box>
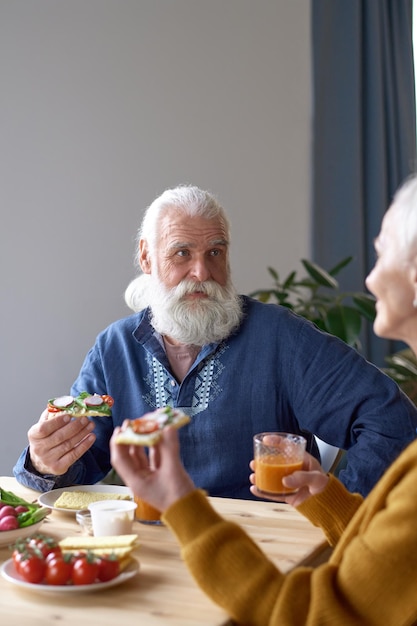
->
<box><xmin>253</xmin><ymin>432</ymin><xmax>306</xmax><ymax>496</ymax></box>
<box><xmin>134</xmin><ymin>496</ymin><xmax>162</xmax><ymax>525</ymax></box>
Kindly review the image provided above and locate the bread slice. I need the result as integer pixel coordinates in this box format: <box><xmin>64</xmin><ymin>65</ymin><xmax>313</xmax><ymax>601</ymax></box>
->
<box><xmin>54</xmin><ymin>491</ymin><xmax>132</xmax><ymax>510</ymax></box>
<box><xmin>115</xmin><ymin>406</ymin><xmax>190</xmax><ymax>446</ymax></box>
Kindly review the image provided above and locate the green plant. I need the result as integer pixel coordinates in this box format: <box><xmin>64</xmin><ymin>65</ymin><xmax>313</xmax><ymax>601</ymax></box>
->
<box><xmin>383</xmin><ymin>348</ymin><xmax>417</xmax><ymax>404</ymax></box>
<box><xmin>249</xmin><ymin>256</ymin><xmax>376</xmax><ymax>350</ymax></box>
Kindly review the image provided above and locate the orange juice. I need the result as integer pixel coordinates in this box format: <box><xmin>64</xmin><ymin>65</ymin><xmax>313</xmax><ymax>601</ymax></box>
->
<box><xmin>255</xmin><ymin>455</ymin><xmax>303</xmax><ymax>495</ymax></box>
<box><xmin>134</xmin><ymin>496</ymin><xmax>162</xmax><ymax>524</ymax></box>
<box><xmin>253</xmin><ymin>432</ymin><xmax>306</xmax><ymax>496</ymax></box>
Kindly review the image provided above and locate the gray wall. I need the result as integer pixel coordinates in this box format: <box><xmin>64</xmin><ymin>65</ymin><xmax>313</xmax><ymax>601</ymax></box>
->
<box><xmin>0</xmin><ymin>0</ymin><xmax>311</xmax><ymax>475</ymax></box>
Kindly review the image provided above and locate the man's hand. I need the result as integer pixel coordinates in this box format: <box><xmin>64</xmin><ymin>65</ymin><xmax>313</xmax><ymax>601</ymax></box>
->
<box><xmin>249</xmin><ymin>451</ymin><xmax>329</xmax><ymax>507</ymax></box>
<box><xmin>28</xmin><ymin>409</ymin><xmax>96</xmax><ymax>475</ymax></box>
<box><xmin>110</xmin><ymin>424</ymin><xmax>195</xmax><ymax>513</ymax></box>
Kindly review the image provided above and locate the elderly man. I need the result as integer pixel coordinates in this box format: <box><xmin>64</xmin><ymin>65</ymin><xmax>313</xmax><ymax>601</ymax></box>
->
<box><xmin>14</xmin><ymin>185</ymin><xmax>417</xmax><ymax>497</ymax></box>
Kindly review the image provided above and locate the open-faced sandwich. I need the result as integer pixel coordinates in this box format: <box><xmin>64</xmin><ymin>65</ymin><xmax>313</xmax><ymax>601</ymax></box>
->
<box><xmin>114</xmin><ymin>406</ymin><xmax>190</xmax><ymax>446</ymax></box>
<box><xmin>46</xmin><ymin>392</ymin><xmax>114</xmax><ymax>419</ymax></box>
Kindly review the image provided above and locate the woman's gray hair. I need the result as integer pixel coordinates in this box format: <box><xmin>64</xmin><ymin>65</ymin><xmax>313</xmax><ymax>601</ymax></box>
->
<box><xmin>139</xmin><ymin>185</ymin><xmax>231</xmax><ymax>258</ymax></box>
<box><xmin>392</xmin><ymin>174</ymin><xmax>417</xmax><ymax>259</ymax></box>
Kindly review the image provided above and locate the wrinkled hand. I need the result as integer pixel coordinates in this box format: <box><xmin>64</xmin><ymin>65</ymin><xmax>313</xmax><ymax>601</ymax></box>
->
<box><xmin>249</xmin><ymin>451</ymin><xmax>329</xmax><ymax>507</ymax></box>
<box><xmin>28</xmin><ymin>409</ymin><xmax>96</xmax><ymax>475</ymax></box>
<box><xmin>110</xmin><ymin>425</ymin><xmax>195</xmax><ymax>513</ymax></box>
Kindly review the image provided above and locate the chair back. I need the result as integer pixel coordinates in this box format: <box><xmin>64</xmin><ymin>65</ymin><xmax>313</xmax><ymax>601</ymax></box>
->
<box><xmin>314</xmin><ymin>436</ymin><xmax>344</xmax><ymax>473</ymax></box>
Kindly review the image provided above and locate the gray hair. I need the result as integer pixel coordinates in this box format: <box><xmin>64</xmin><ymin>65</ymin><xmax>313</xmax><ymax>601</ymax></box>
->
<box><xmin>125</xmin><ymin>185</ymin><xmax>231</xmax><ymax>312</ymax></box>
<box><xmin>392</xmin><ymin>174</ymin><xmax>417</xmax><ymax>259</ymax></box>
<box><xmin>139</xmin><ymin>185</ymin><xmax>230</xmax><ymax>258</ymax></box>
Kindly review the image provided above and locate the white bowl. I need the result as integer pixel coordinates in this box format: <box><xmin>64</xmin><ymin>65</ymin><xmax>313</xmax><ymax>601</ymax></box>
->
<box><xmin>0</xmin><ymin>518</ymin><xmax>47</xmax><ymax>547</ymax></box>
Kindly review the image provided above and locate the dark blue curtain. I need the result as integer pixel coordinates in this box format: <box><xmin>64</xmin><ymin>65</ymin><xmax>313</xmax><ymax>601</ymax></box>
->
<box><xmin>312</xmin><ymin>0</ymin><xmax>416</xmax><ymax>366</ymax></box>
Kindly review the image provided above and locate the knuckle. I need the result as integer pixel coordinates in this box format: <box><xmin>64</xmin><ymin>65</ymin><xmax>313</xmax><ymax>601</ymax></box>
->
<box><xmin>59</xmin><ymin>437</ymin><xmax>77</xmax><ymax>455</ymax></box>
<box><xmin>47</xmin><ymin>462</ymin><xmax>66</xmax><ymax>475</ymax></box>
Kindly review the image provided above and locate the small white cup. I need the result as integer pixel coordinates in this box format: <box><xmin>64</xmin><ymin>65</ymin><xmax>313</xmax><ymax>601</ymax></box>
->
<box><xmin>88</xmin><ymin>500</ymin><xmax>137</xmax><ymax>537</ymax></box>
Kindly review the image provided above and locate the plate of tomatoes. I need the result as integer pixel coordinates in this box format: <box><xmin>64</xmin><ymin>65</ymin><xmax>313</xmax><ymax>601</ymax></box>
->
<box><xmin>1</xmin><ymin>534</ymin><xmax>139</xmax><ymax>593</ymax></box>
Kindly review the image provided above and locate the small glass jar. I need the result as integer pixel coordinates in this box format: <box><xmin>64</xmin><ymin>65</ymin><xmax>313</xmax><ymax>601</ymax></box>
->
<box><xmin>75</xmin><ymin>509</ymin><xmax>93</xmax><ymax>535</ymax></box>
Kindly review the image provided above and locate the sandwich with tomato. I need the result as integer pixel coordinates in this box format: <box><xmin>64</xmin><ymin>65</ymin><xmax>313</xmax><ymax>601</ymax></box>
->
<box><xmin>114</xmin><ymin>406</ymin><xmax>190</xmax><ymax>446</ymax></box>
<box><xmin>46</xmin><ymin>392</ymin><xmax>114</xmax><ymax>419</ymax></box>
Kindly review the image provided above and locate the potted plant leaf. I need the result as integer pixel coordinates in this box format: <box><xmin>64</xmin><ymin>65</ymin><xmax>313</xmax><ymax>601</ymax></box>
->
<box><xmin>249</xmin><ymin>256</ymin><xmax>376</xmax><ymax>350</ymax></box>
<box><xmin>383</xmin><ymin>349</ymin><xmax>417</xmax><ymax>405</ymax></box>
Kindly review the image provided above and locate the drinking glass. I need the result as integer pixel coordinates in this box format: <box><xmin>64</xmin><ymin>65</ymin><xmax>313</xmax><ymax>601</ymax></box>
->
<box><xmin>253</xmin><ymin>432</ymin><xmax>306</xmax><ymax>496</ymax></box>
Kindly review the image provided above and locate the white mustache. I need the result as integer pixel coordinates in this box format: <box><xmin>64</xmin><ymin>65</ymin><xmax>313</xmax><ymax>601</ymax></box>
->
<box><xmin>173</xmin><ymin>280</ymin><xmax>225</xmax><ymax>300</ymax></box>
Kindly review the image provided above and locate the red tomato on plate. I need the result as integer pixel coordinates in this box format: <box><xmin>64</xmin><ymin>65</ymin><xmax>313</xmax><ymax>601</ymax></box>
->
<box><xmin>72</xmin><ymin>555</ymin><xmax>99</xmax><ymax>585</ymax></box>
<box><xmin>19</xmin><ymin>553</ymin><xmax>46</xmax><ymax>584</ymax></box>
<box><xmin>28</xmin><ymin>535</ymin><xmax>61</xmax><ymax>559</ymax></box>
<box><xmin>12</xmin><ymin>548</ymin><xmax>26</xmax><ymax>575</ymax></box>
<box><xmin>97</xmin><ymin>555</ymin><xmax>120</xmax><ymax>582</ymax></box>
<box><xmin>44</xmin><ymin>554</ymin><xmax>73</xmax><ymax>586</ymax></box>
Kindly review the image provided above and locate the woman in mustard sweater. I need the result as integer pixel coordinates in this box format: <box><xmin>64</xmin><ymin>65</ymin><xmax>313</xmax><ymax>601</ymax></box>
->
<box><xmin>110</xmin><ymin>175</ymin><xmax>417</xmax><ymax>626</ymax></box>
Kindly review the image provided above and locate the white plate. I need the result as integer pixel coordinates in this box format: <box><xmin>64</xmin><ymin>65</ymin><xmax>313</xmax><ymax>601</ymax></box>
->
<box><xmin>0</xmin><ymin>519</ymin><xmax>48</xmax><ymax>548</ymax></box>
<box><xmin>38</xmin><ymin>485</ymin><xmax>133</xmax><ymax>514</ymax></box>
<box><xmin>1</xmin><ymin>557</ymin><xmax>139</xmax><ymax>593</ymax></box>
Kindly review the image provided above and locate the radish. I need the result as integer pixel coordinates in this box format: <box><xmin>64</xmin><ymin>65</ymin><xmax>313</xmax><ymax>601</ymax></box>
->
<box><xmin>0</xmin><ymin>505</ymin><xmax>17</xmax><ymax>520</ymax></box>
<box><xmin>0</xmin><ymin>515</ymin><xmax>19</xmax><ymax>531</ymax></box>
<box><xmin>84</xmin><ymin>395</ymin><xmax>104</xmax><ymax>406</ymax></box>
<box><xmin>51</xmin><ymin>395</ymin><xmax>74</xmax><ymax>408</ymax></box>
<box><xmin>14</xmin><ymin>505</ymin><xmax>29</xmax><ymax>514</ymax></box>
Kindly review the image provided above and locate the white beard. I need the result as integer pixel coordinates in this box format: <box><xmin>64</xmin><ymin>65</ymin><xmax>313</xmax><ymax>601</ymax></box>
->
<box><xmin>146</xmin><ymin>276</ymin><xmax>244</xmax><ymax>346</ymax></box>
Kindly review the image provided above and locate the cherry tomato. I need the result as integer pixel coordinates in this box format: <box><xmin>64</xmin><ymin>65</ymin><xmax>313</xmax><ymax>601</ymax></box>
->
<box><xmin>19</xmin><ymin>554</ymin><xmax>46</xmax><ymax>584</ymax></box>
<box><xmin>44</xmin><ymin>555</ymin><xmax>73</xmax><ymax>586</ymax></box>
<box><xmin>131</xmin><ymin>418</ymin><xmax>159</xmax><ymax>434</ymax></box>
<box><xmin>65</xmin><ymin>550</ymin><xmax>87</xmax><ymax>568</ymax></box>
<box><xmin>97</xmin><ymin>555</ymin><xmax>120</xmax><ymax>582</ymax></box>
<box><xmin>12</xmin><ymin>548</ymin><xmax>27</xmax><ymax>575</ymax></box>
<box><xmin>43</xmin><ymin>546</ymin><xmax>63</xmax><ymax>563</ymax></box>
<box><xmin>72</xmin><ymin>555</ymin><xmax>99</xmax><ymax>585</ymax></box>
<box><xmin>29</xmin><ymin>535</ymin><xmax>61</xmax><ymax>559</ymax></box>
<box><xmin>47</xmin><ymin>403</ymin><xmax>62</xmax><ymax>412</ymax></box>
<box><xmin>101</xmin><ymin>395</ymin><xmax>114</xmax><ymax>408</ymax></box>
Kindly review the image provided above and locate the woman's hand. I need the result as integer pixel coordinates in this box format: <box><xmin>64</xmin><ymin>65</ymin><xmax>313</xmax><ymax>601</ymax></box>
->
<box><xmin>249</xmin><ymin>451</ymin><xmax>329</xmax><ymax>507</ymax></box>
<box><xmin>110</xmin><ymin>424</ymin><xmax>195</xmax><ymax>513</ymax></box>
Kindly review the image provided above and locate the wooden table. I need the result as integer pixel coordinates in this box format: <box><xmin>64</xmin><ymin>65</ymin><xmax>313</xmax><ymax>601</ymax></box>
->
<box><xmin>0</xmin><ymin>477</ymin><xmax>329</xmax><ymax>626</ymax></box>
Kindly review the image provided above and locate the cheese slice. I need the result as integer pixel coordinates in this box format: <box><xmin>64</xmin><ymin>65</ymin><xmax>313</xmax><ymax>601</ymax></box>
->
<box><xmin>78</xmin><ymin>546</ymin><xmax>134</xmax><ymax>558</ymax></box>
<box><xmin>59</xmin><ymin>534</ymin><xmax>139</xmax><ymax>551</ymax></box>
<box><xmin>54</xmin><ymin>491</ymin><xmax>132</xmax><ymax>510</ymax></box>
<box><xmin>59</xmin><ymin>535</ymin><xmax>139</xmax><ymax>571</ymax></box>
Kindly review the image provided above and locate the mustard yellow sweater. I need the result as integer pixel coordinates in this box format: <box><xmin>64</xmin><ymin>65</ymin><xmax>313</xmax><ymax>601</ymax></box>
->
<box><xmin>163</xmin><ymin>438</ymin><xmax>417</xmax><ymax>626</ymax></box>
